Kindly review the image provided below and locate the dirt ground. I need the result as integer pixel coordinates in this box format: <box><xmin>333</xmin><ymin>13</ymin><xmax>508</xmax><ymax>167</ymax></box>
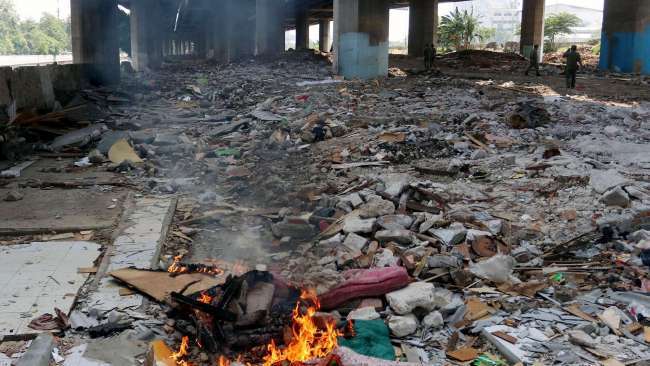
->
<box><xmin>390</xmin><ymin>54</ymin><xmax>650</xmax><ymax>101</ymax></box>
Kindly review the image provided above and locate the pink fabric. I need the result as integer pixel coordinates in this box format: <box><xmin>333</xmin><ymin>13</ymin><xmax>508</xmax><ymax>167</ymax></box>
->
<box><xmin>319</xmin><ymin>267</ymin><xmax>411</xmax><ymax>310</ymax></box>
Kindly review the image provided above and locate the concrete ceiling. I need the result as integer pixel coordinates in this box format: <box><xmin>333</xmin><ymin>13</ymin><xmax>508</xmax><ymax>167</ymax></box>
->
<box><xmin>120</xmin><ymin>0</ymin><xmax>468</xmax><ymax>35</ymax></box>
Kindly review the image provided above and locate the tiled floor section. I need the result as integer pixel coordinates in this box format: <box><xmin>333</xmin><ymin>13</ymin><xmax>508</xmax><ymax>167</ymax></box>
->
<box><xmin>82</xmin><ymin>197</ymin><xmax>175</xmax><ymax>313</ymax></box>
<box><xmin>0</xmin><ymin>241</ymin><xmax>100</xmax><ymax>337</ymax></box>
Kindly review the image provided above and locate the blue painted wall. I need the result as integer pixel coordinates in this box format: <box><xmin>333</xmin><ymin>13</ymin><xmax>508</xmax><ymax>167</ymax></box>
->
<box><xmin>599</xmin><ymin>24</ymin><xmax>650</xmax><ymax>74</ymax></box>
<box><xmin>338</xmin><ymin>32</ymin><xmax>388</xmax><ymax>79</ymax></box>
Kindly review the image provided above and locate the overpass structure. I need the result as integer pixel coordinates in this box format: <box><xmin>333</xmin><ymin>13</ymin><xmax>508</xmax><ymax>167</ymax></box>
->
<box><xmin>70</xmin><ymin>0</ymin><xmax>650</xmax><ymax>85</ymax></box>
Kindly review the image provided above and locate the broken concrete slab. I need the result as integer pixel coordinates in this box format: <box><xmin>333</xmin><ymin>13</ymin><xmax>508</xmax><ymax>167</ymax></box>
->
<box><xmin>601</xmin><ymin>186</ymin><xmax>631</xmax><ymax>207</ymax></box>
<box><xmin>342</xmin><ymin>233</ymin><xmax>368</xmax><ymax>252</ymax></box>
<box><xmin>376</xmin><ymin>215</ymin><xmax>414</xmax><ymax>230</ymax></box>
<box><xmin>0</xmin><ymin>241</ymin><xmax>100</xmax><ymax>337</ymax></box>
<box><xmin>358</xmin><ymin>198</ymin><xmax>396</xmax><ymax>218</ymax></box>
<box><xmin>431</xmin><ymin>228</ymin><xmax>467</xmax><ymax>246</ymax></box>
<box><xmin>271</xmin><ymin>217</ymin><xmax>315</xmax><ymax>240</ymax></box>
<box><xmin>342</xmin><ymin>217</ymin><xmax>376</xmax><ymax>234</ymax></box>
<box><xmin>81</xmin><ymin>330</ymin><xmax>148</xmax><ymax>366</ymax></box>
<box><xmin>347</xmin><ymin>307</ymin><xmax>380</xmax><ymax>321</ymax></box>
<box><xmin>388</xmin><ymin>314</ymin><xmax>418</xmax><ymax>337</ymax></box>
<box><xmin>378</xmin><ymin>174</ymin><xmax>412</xmax><ymax>198</ymax></box>
<box><xmin>375</xmin><ymin>229</ymin><xmax>414</xmax><ymax>245</ymax></box>
<box><xmin>82</xmin><ymin>197</ymin><xmax>175</xmax><ymax>313</ymax></box>
<box><xmin>423</xmin><ymin>311</ymin><xmax>444</xmax><ymax>329</ymax></box>
<box><xmin>15</xmin><ymin>333</ymin><xmax>54</xmax><ymax>366</ymax></box>
<box><xmin>50</xmin><ymin>124</ymin><xmax>107</xmax><ymax>150</ymax></box>
<box><xmin>0</xmin><ymin>160</ymin><xmax>35</xmax><ymax>178</ymax></box>
<box><xmin>386</xmin><ymin>282</ymin><xmax>436</xmax><ymax>315</ymax></box>
<box><xmin>0</xmin><ymin>188</ymin><xmax>126</xmax><ymax>235</ymax></box>
<box><xmin>590</xmin><ymin>169</ymin><xmax>629</xmax><ymax>194</ymax></box>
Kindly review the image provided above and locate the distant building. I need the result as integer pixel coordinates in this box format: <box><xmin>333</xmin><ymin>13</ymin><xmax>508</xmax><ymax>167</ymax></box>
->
<box><xmin>449</xmin><ymin>1</ymin><xmax>602</xmax><ymax>45</ymax></box>
<box><xmin>452</xmin><ymin>0</ymin><xmax>522</xmax><ymax>44</ymax></box>
<box><xmin>545</xmin><ymin>4</ymin><xmax>602</xmax><ymax>43</ymax></box>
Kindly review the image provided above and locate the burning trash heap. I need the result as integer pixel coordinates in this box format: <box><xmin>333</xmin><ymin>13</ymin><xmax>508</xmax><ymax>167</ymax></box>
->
<box><xmin>153</xmin><ymin>265</ymin><xmax>347</xmax><ymax>366</ymax></box>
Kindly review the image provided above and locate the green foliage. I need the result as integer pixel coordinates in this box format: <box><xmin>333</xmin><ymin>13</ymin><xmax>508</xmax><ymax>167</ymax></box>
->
<box><xmin>477</xmin><ymin>27</ymin><xmax>496</xmax><ymax>43</ymax></box>
<box><xmin>544</xmin><ymin>12</ymin><xmax>582</xmax><ymax>50</ymax></box>
<box><xmin>591</xmin><ymin>43</ymin><xmax>600</xmax><ymax>55</ymax></box>
<box><xmin>438</xmin><ymin>7</ymin><xmax>483</xmax><ymax>51</ymax></box>
<box><xmin>0</xmin><ymin>0</ymin><xmax>71</xmax><ymax>55</ymax></box>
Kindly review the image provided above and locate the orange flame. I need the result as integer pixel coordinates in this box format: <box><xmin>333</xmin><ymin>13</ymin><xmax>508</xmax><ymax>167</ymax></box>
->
<box><xmin>168</xmin><ymin>255</ymin><xmax>188</xmax><ymax>273</ymax></box>
<box><xmin>218</xmin><ymin>355</ymin><xmax>230</xmax><ymax>366</ymax></box>
<box><xmin>168</xmin><ymin>255</ymin><xmax>224</xmax><ymax>276</ymax></box>
<box><xmin>171</xmin><ymin>336</ymin><xmax>190</xmax><ymax>365</ymax></box>
<box><xmin>262</xmin><ymin>289</ymin><xmax>340</xmax><ymax>366</ymax></box>
<box><xmin>198</xmin><ymin>291</ymin><xmax>213</xmax><ymax>305</ymax></box>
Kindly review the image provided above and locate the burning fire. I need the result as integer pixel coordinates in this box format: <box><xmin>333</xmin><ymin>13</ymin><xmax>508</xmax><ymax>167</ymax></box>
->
<box><xmin>263</xmin><ymin>289</ymin><xmax>341</xmax><ymax>366</ymax></box>
<box><xmin>168</xmin><ymin>255</ymin><xmax>224</xmax><ymax>276</ymax></box>
<box><xmin>198</xmin><ymin>291</ymin><xmax>213</xmax><ymax>305</ymax></box>
<box><xmin>171</xmin><ymin>336</ymin><xmax>190</xmax><ymax>365</ymax></box>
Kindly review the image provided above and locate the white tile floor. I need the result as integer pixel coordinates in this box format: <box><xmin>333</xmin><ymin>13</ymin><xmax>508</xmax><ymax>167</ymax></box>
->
<box><xmin>0</xmin><ymin>241</ymin><xmax>100</xmax><ymax>337</ymax></box>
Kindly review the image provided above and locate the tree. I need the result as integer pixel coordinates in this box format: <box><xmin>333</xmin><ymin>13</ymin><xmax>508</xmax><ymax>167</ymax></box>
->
<box><xmin>438</xmin><ymin>7</ymin><xmax>483</xmax><ymax>51</ymax></box>
<box><xmin>544</xmin><ymin>12</ymin><xmax>582</xmax><ymax>50</ymax></box>
<box><xmin>0</xmin><ymin>0</ymin><xmax>71</xmax><ymax>55</ymax></box>
<box><xmin>477</xmin><ymin>27</ymin><xmax>496</xmax><ymax>44</ymax></box>
<box><xmin>38</xmin><ymin>13</ymin><xmax>70</xmax><ymax>56</ymax></box>
<box><xmin>0</xmin><ymin>0</ymin><xmax>21</xmax><ymax>54</ymax></box>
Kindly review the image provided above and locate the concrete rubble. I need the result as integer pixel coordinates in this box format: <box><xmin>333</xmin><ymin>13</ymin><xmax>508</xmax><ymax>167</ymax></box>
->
<box><xmin>1</xmin><ymin>49</ymin><xmax>650</xmax><ymax>366</ymax></box>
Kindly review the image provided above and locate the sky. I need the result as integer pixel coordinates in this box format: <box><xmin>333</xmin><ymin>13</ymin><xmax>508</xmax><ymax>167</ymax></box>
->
<box><xmin>14</xmin><ymin>0</ymin><xmax>70</xmax><ymax>21</ymax></box>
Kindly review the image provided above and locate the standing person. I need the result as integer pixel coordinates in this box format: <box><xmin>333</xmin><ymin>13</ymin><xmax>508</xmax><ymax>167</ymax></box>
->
<box><xmin>430</xmin><ymin>43</ymin><xmax>437</xmax><ymax>68</ymax></box>
<box><xmin>525</xmin><ymin>44</ymin><xmax>541</xmax><ymax>76</ymax></box>
<box><xmin>423</xmin><ymin>44</ymin><xmax>433</xmax><ymax>70</ymax></box>
<box><xmin>563</xmin><ymin>45</ymin><xmax>583</xmax><ymax>89</ymax></box>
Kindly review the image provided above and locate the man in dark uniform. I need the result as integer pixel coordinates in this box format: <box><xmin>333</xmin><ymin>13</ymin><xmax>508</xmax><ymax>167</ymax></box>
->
<box><xmin>563</xmin><ymin>45</ymin><xmax>583</xmax><ymax>89</ymax></box>
<box><xmin>430</xmin><ymin>43</ymin><xmax>437</xmax><ymax>68</ymax></box>
<box><xmin>525</xmin><ymin>44</ymin><xmax>541</xmax><ymax>76</ymax></box>
<box><xmin>423</xmin><ymin>44</ymin><xmax>433</xmax><ymax>70</ymax></box>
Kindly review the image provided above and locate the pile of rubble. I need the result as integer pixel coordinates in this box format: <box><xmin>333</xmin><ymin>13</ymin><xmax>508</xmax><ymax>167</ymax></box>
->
<box><xmin>544</xmin><ymin>45</ymin><xmax>601</xmax><ymax>70</ymax></box>
<box><xmin>1</xmin><ymin>49</ymin><xmax>650</xmax><ymax>366</ymax></box>
<box><xmin>438</xmin><ymin>50</ymin><xmax>528</xmax><ymax>72</ymax></box>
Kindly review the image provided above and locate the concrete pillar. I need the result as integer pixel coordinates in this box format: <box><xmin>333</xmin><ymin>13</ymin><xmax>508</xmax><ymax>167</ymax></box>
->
<box><xmin>333</xmin><ymin>0</ymin><xmax>390</xmax><ymax>79</ymax></box>
<box><xmin>295</xmin><ymin>9</ymin><xmax>309</xmax><ymax>50</ymax></box>
<box><xmin>319</xmin><ymin>19</ymin><xmax>331</xmax><ymax>52</ymax></box>
<box><xmin>225</xmin><ymin>0</ymin><xmax>256</xmax><ymax>60</ymax></box>
<box><xmin>520</xmin><ymin>0</ymin><xmax>545</xmax><ymax>60</ymax></box>
<box><xmin>408</xmin><ymin>0</ymin><xmax>438</xmax><ymax>57</ymax></box>
<box><xmin>256</xmin><ymin>0</ymin><xmax>286</xmax><ymax>56</ymax></box>
<box><xmin>70</xmin><ymin>0</ymin><xmax>120</xmax><ymax>85</ymax></box>
<box><xmin>600</xmin><ymin>0</ymin><xmax>650</xmax><ymax>74</ymax></box>
<box><xmin>130</xmin><ymin>0</ymin><xmax>163</xmax><ymax>71</ymax></box>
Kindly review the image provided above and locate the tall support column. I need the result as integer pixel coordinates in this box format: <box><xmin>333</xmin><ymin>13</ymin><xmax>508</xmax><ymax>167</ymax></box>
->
<box><xmin>333</xmin><ymin>0</ymin><xmax>390</xmax><ymax>79</ymax></box>
<box><xmin>408</xmin><ymin>0</ymin><xmax>438</xmax><ymax>57</ymax></box>
<box><xmin>319</xmin><ymin>19</ymin><xmax>331</xmax><ymax>52</ymax></box>
<box><xmin>295</xmin><ymin>9</ymin><xmax>309</xmax><ymax>50</ymax></box>
<box><xmin>520</xmin><ymin>0</ymin><xmax>545</xmax><ymax>59</ymax></box>
<box><xmin>225</xmin><ymin>0</ymin><xmax>255</xmax><ymax>60</ymax></box>
<box><xmin>70</xmin><ymin>0</ymin><xmax>119</xmax><ymax>85</ymax></box>
<box><xmin>130</xmin><ymin>0</ymin><xmax>163</xmax><ymax>71</ymax></box>
<box><xmin>600</xmin><ymin>0</ymin><xmax>650</xmax><ymax>74</ymax></box>
<box><xmin>256</xmin><ymin>0</ymin><xmax>286</xmax><ymax>56</ymax></box>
